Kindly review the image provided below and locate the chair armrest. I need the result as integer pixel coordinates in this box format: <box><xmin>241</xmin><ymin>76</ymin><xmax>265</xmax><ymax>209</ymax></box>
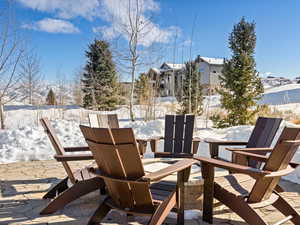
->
<box><xmin>290</xmin><ymin>161</ymin><xmax>300</xmax><ymax>168</ymax></box>
<box><xmin>265</xmin><ymin>165</ymin><xmax>296</xmax><ymax>178</ymax></box>
<box><xmin>234</xmin><ymin>151</ymin><xmax>300</xmax><ymax>169</ymax></box>
<box><xmin>149</xmin><ymin>136</ymin><xmax>164</xmax><ymax>141</ymax></box>
<box><xmin>233</xmin><ymin>151</ymin><xmax>268</xmax><ymax>163</ymax></box>
<box><xmin>226</xmin><ymin>147</ymin><xmax>273</xmax><ymax>152</ymax></box>
<box><xmin>142</xmin><ymin>159</ymin><xmax>197</xmax><ymax>182</ymax></box>
<box><xmin>136</xmin><ymin>138</ymin><xmax>149</xmax><ymax>142</ymax></box>
<box><xmin>207</xmin><ymin>139</ymin><xmax>248</xmax><ymax>158</ymax></box>
<box><xmin>64</xmin><ymin>146</ymin><xmax>90</xmax><ymax>152</ymax></box>
<box><xmin>149</xmin><ymin>136</ymin><xmax>164</xmax><ymax>153</ymax></box>
<box><xmin>154</xmin><ymin>152</ymin><xmax>193</xmax><ymax>158</ymax></box>
<box><xmin>136</xmin><ymin>139</ymin><xmax>148</xmax><ymax>156</ymax></box>
<box><xmin>205</xmin><ymin>139</ymin><xmax>248</xmax><ymax>145</ymax></box>
<box><xmin>192</xmin><ymin>137</ymin><xmax>201</xmax><ymax>142</ymax></box>
<box><xmin>54</xmin><ymin>154</ymin><xmax>93</xmax><ymax>161</ymax></box>
<box><xmin>194</xmin><ymin>156</ymin><xmax>270</xmax><ymax>177</ymax></box>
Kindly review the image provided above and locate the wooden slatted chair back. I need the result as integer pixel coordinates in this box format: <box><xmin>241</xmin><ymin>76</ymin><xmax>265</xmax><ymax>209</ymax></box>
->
<box><xmin>246</xmin><ymin>117</ymin><xmax>282</xmax><ymax>148</ymax></box>
<box><xmin>248</xmin><ymin>127</ymin><xmax>300</xmax><ymax>203</ymax></box>
<box><xmin>164</xmin><ymin>114</ymin><xmax>195</xmax><ymax>154</ymax></box>
<box><xmin>40</xmin><ymin>118</ymin><xmax>76</xmax><ymax>183</ymax></box>
<box><xmin>88</xmin><ymin>113</ymin><xmax>119</xmax><ymax>128</ymax></box>
<box><xmin>80</xmin><ymin>126</ymin><xmax>153</xmax><ymax>209</ymax></box>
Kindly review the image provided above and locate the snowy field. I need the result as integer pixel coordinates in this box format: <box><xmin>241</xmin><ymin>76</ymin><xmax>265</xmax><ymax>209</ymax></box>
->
<box><xmin>2</xmin><ymin>84</ymin><xmax>300</xmax><ymax>185</ymax></box>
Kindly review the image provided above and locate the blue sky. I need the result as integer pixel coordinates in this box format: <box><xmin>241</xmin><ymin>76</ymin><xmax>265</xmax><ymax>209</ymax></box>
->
<box><xmin>8</xmin><ymin>0</ymin><xmax>300</xmax><ymax>81</ymax></box>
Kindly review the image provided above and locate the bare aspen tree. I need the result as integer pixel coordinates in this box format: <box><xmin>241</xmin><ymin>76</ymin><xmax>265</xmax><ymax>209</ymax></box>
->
<box><xmin>0</xmin><ymin>2</ymin><xmax>24</xmax><ymax>129</ymax></box>
<box><xmin>56</xmin><ymin>70</ymin><xmax>67</xmax><ymax>105</ymax></box>
<box><xmin>72</xmin><ymin>68</ymin><xmax>83</xmax><ymax>105</ymax></box>
<box><xmin>19</xmin><ymin>52</ymin><xmax>42</xmax><ymax>105</ymax></box>
<box><xmin>102</xmin><ymin>0</ymin><xmax>166</xmax><ymax>121</ymax></box>
<box><xmin>188</xmin><ymin>14</ymin><xmax>198</xmax><ymax>113</ymax></box>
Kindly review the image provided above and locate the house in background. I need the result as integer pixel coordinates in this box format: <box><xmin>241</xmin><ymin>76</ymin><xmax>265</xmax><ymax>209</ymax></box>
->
<box><xmin>147</xmin><ymin>56</ymin><xmax>224</xmax><ymax>98</ymax></box>
<box><xmin>195</xmin><ymin>56</ymin><xmax>224</xmax><ymax>94</ymax></box>
<box><xmin>262</xmin><ymin>76</ymin><xmax>293</xmax><ymax>88</ymax></box>
<box><xmin>147</xmin><ymin>63</ymin><xmax>185</xmax><ymax>97</ymax></box>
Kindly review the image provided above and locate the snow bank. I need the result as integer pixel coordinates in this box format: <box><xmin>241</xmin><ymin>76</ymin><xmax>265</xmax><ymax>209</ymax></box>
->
<box><xmin>2</xmin><ymin>95</ymin><xmax>300</xmax><ymax>185</ymax></box>
<box><xmin>0</xmin><ymin>120</ymin><xmax>86</xmax><ymax>163</ymax></box>
<box><xmin>2</xmin><ymin>115</ymin><xmax>300</xmax><ymax>184</ymax></box>
<box><xmin>264</xmin><ymin>84</ymin><xmax>300</xmax><ymax>94</ymax></box>
<box><xmin>260</xmin><ymin>84</ymin><xmax>300</xmax><ymax>105</ymax></box>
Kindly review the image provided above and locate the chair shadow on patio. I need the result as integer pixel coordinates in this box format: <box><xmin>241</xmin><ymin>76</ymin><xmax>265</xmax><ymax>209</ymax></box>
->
<box><xmin>2</xmin><ymin>169</ymin><xmax>300</xmax><ymax>224</ymax></box>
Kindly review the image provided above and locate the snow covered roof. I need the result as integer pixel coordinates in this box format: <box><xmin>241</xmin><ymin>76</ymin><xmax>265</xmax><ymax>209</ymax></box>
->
<box><xmin>199</xmin><ymin>57</ymin><xmax>224</xmax><ymax>65</ymax></box>
<box><xmin>160</xmin><ymin>63</ymin><xmax>185</xmax><ymax>71</ymax></box>
<box><xmin>149</xmin><ymin>68</ymin><xmax>160</xmax><ymax>73</ymax></box>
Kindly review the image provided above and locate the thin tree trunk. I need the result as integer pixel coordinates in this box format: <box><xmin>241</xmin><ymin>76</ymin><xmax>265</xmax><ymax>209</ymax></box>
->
<box><xmin>129</xmin><ymin>68</ymin><xmax>135</xmax><ymax>121</ymax></box>
<box><xmin>188</xmin><ymin>62</ymin><xmax>192</xmax><ymax>113</ymax></box>
<box><xmin>91</xmin><ymin>88</ymin><xmax>97</xmax><ymax>110</ymax></box>
<box><xmin>0</xmin><ymin>99</ymin><xmax>5</xmax><ymax>129</ymax></box>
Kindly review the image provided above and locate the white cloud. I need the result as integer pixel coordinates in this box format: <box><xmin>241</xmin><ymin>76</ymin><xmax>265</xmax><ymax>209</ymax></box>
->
<box><xmin>22</xmin><ymin>18</ymin><xmax>80</xmax><ymax>34</ymax></box>
<box><xmin>16</xmin><ymin>0</ymin><xmax>101</xmax><ymax>20</ymax></box>
<box><xmin>94</xmin><ymin>0</ymin><xmax>179</xmax><ymax>47</ymax></box>
<box><xmin>182</xmin><ymin>38</ymin><xmax>192</xmax><ymax>47</ymax></box>
<box><xmin>18</xmin><ymin>0</ymin><xmax>178</xmax><ymax>46</ymax></box>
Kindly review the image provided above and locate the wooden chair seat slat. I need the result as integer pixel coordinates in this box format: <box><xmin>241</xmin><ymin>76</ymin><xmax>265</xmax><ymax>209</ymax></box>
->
<box><xmin>214</xmin><ymin>174</ymin><xmax>256</xmax><ymax>196</ymax></box>
<box><xmin>72</xmin><ymin>164</ymin><xmax>96</xmax><ymax>182</ymax></box>
<box><xmin>164</xmin><ymin>115</ymin><xmax>175</xmax><ymax>152</ymax></box>
<box><xmin>183</xmin><ymin>115</ymin><xmax>195</xmax><ymax>153</ymax></box>
<box><xmin>174</xmin><ymin>115</ymin><xmax>185</xmax><ymax>153</ymax></box>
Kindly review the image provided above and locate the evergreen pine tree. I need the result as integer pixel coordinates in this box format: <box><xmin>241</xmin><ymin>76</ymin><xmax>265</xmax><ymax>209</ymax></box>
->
<box><xmin>46</xmin><ymin>89</ymin><xmax>56</xmax><ymax>105</ymax></box>
<box><xmin>82</xmin><ymin>40</ymin><xmax>119</xmax><ymax>110</ymax></box>
<box><xmin>180</xmin><ymin>61</ymin><xmax>203</xmax><ymax>115</ymax></box>
<box><xmin>214</xmin><ymin>17</ymin><xmax>264</xmax><ymax>127</ymax></box>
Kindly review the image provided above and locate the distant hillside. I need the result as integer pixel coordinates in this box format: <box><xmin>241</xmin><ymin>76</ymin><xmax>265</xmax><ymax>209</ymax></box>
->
<box><xmin>4</xmin><ymin>81</ymin><xmax>77</xmax><ymax>105</ymax></box>
<box><xmin>259</xmin><ymin>84</ymin><xmax>300</xmax><ymax>105</ymax></box>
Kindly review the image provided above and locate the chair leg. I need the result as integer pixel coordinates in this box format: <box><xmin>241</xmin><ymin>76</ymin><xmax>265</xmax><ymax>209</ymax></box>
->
<box><xmin>43</xmin><ymin>177</ymin><xmax>68</xmax><ymax>199</ymax></box>
<box><xmin>148</xmin><ymin>191</ymin><xmax>176</xmax><ymax>225</ymax></box>
<box><xmin>272</xmin><ymin>193</ymin><xmax>300</xmax><ymax>224</ymax></box>
<box><xmin>214</xmin><ymin>185</ymin><xmax>267</xmax><ymax>225</ymax></box>
<box><xmin>40</xmin><ymin>177</ymin><xmax>104</xmax><ymax>215</ymax></box>
<box><xmin>87</xmin><ymin>200</ymin><xmax>111</xmax><ymax>225</ymax></box>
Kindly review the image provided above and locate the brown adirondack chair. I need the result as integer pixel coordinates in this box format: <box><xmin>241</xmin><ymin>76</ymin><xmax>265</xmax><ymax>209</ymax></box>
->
<box><xmin>149</xmin><ymin>114</ymin><xmax>201</xmax><ymax>158</ymax></box>
<box><xmin>40</xmin><ymin>118</ymin><xmax>104</xmax><ymax>215</ymax></box>
<box><xmin>88</xmin><ymin>113</ymin><xmax>148</xmax><ymax>156</ymax></box>
<box><xmin>206</xmin><ymin>117</ymin><xmax>282</xmax><ymax>167</ymax></box>
<box><xmin>195</xmin><ymin>126</ymin><xmax>300</xmax><ymax>225</ymax></box>
<box><xmin>80</xmin><ymin>125</ymin><xmax>197</xmax><ymax>225</ymax></box>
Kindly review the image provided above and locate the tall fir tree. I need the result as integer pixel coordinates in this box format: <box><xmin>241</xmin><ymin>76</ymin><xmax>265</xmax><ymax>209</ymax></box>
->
<box><xmin>82</xmin><ymin>40</ymin><xmax>119</xmax><ymax>110</ymax></box>
<box><xmin>215</xmin><ymin>17</ymin><xmax>263</xmax><ymax>127</ymax></box>
<box><xmin>46</xmin><ymin>89</ymin><xmax>56</xmax><ymax>105</ymax></box>
<box><xmin>180</xmin><ymin>61</ymin><xmax>203</xmax><ymax>115</ymax></box>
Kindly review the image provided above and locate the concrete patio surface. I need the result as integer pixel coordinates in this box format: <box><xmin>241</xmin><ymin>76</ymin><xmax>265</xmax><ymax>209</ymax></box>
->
<box><xmin>1</xmin><ymin>160</ymin><xmax>300</xmax><ymax>225</ymax></box>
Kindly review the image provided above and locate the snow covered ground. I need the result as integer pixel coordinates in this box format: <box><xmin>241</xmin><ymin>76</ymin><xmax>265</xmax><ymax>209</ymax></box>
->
<box><xmin>1</xmin><ymin>103</ymin><xmax>300</xmax><ymax>184</ymax></box>
<box><xmin>260</xmin><ymin>84</ymin><xmax>300</xmax><ymax>105</ymax></box>
<box><xmin>2</xmin><ymin>83</ymin><xmax>300</xmax><ymax>184</ymax></box>
<box><xmin>205</xmin><ymin>83</ymin><xmax>300</xmax><ymax>107</ymax></box>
